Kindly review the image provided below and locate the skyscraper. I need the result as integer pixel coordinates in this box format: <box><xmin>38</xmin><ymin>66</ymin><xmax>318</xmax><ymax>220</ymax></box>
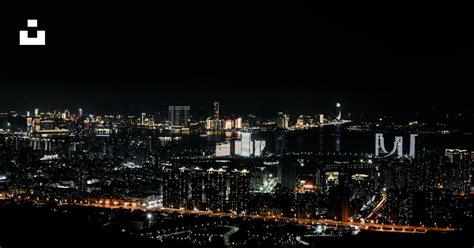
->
<box><xmin>216</xmin><ymin>141</ymin><xmax>231</xmax><ymax>157</ymax></box>
<box><xmin>213</xmin><ymin>101</ymin><xmax>219</xmax><ymax>120</ymax></box>
<box><xmin>168</xmin><ymin>106</ymin><xmax>190</xmax><ymax>127</ymax></box>
<box><xmin>191</xmin><ymin>167</ymin><xmax>205</xmax><ymax>210</ymax></box>
<box><xmin>277</xmin><ymin>112</ymin><xmax>289</xmax><ymax>129</ymax></box>
<box><xmin>229</xmin><ymin>169</ymin><xmax>250</xmax><ymax>214</ymax></box>
<box><xmin>205</xmin><ymin>168</ymin><xmax>227</xmax><ymax>212</ymax></box>
<box><xmin>162</xmin><ymin>166</ymin><xmax>190</xmax><ymax>209</ymax></box>
<box><xmin>234</xmin><ymin>117</ymin><xmax>242</xmax><ymax>129</ymax></box>
<box><xmin>241</xmin><ymin>132</ymin><xmax>251</xmax><ymax>157</ymax></box>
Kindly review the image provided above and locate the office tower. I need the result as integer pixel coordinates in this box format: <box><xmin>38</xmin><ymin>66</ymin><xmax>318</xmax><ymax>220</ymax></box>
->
<box><xmin>224</xmin><ymin>119</ymin><xmax>233</xmax><ymax>130</ymax></box>
<box><xmin>319</xmin><ymin>114</ymin><xmax>324</xmax><ymax>124</ymax></box>
<box><xmin>79</xmin><ymin>108</ymin><xmax>83</xmax><ymax>117</ymax></box>
<box><xmin>234</xmin><ymin>140</ymin><xmax>242</xmax><ymax>156</ymax></box>
<box><xmin>278</xmin><ymin>161</ymin><xmax>297</xmax><ymax>190</ymax></box>
<box><xmin>409</xmin><ymin>134</ymin><xmax>418</xmax><ymax>158</ymax></box>
<box><xmin>234</xmin><ymin>117</ymin><xmax>242</xmax><ymax>129</ymax></box>
<box><xmin>141</xmin><ymin>113</ymin><xmax>146</xmax><ymax>125</ymax></box>
<box><xmin>191</xmin><ymin>167</ymin><xmax>205</xmax><ymax>210</ymax></box>
<box><xmin>229</xmin><ymin>169</ymin><xmax>250</xmax><ymax>214</ymax></box>
<box><xmin>168</xmin><ymin>106</ymin><xmax>191</xmax><ymax>127</ymax></box>
<box><xmin>241</xmin><ymin>132</ymin><xmax>252</xmax><ymax>157</ymax></box>
<box><xmin>213</xmin><ymin>101</ymin><xmax>219</xmax><ymax>120</ymax></box>
<box><xmin>254</xmin><ymin>140</ymin><xmax>266</xmax><ymax>157</ymax></box>
<box><xmin>277</xmin><ymin>112</ymin><xmax>289</xmax><ymax>129</ymax></box>
<box><xmin>216</xmin><ymin>141</ymin><xmax>231</xmax><ymax>157</ymax></box>
<box><xmin>205</xmin><ymin>168</ymin><xmax>227</xmax><ymax>212</ymax></box>
<box><xmin>336</xmin><ymin>102</ymin><xmax>341</xmax><ymax>121</ymax></box>
<box><xmin>34</xmin><ymin>108</ymin><xmax>39</xmax><ymax>117</ymax></box>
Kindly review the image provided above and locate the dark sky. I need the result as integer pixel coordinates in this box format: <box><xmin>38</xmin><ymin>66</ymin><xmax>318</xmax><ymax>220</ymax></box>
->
<box><xmin>0</xmin><ymin>2</ymin><xmax>473</xmax><ymax>116</ymax></box>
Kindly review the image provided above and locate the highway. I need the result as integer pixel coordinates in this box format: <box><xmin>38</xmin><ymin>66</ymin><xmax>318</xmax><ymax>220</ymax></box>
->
<box><xmin>0</xmin><ymin>195</ymin><xmax>456</xmax><ymax>234</ymax></box>
<box><xmin>72</xmin><ymin>200</ymin><xmax>455</xmax><ymax>234</ymax></box>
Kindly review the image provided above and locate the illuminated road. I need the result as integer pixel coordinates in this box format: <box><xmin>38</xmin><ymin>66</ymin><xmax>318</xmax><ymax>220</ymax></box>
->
<box><xmin>0</xmin><ymin>195</ymin><xmax>456</xmax><ymax>234</ymax></box>
<box><xmin>365</xmin><ymin>194</ymin><xmax>387</xmax><ymax>220</ymax></box>
<box><xmin>72</xmin><ymin>201</ymin><xmax>454</xmax><ymax>234</ymax></box>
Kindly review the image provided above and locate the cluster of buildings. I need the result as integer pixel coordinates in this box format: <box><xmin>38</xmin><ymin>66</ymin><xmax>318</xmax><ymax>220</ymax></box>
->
<box><xmin>162</xmin><ymin>165</ymin><xmax>250</xmax><ymax>214</ymax></box>
<box><xmin>215</xmin><ymin>132</ymin><xmax>266</xmax><ymax>157</ymax></box>
<box><xmin>276</xmin><ymin>103</ymin><xmax>347</xmax><ymax>130</ymax></box>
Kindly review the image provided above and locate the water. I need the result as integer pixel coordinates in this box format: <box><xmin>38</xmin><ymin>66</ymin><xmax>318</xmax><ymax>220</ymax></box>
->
<box><xmin>177</xmin><ymin>127</ymin><xmax>473</xmax><ymax>154</ymax></box>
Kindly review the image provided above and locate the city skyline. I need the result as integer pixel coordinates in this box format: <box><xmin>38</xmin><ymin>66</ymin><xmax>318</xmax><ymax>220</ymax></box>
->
<box><xmin>1</xmin><ymin>2</ymin><xmax>473</xmax><ymax>247</ymax></box>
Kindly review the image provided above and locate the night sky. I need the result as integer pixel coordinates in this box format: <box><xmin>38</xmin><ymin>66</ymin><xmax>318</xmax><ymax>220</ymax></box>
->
<box><xmin>1</xmin><ymin>2</ymin><xmax>473</xmax><ymax>116</ymax></box>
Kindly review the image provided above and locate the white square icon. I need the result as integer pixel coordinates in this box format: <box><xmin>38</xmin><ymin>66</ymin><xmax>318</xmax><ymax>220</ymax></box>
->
<box><xmin>20</xmin><ymin>19</ymin><xmax>45</xmax><ymax>46</ymax></box>
<box><xmin>27</xmin><ymin>19</ymin><xmax>38</xmax><ymax>28</ymax></box>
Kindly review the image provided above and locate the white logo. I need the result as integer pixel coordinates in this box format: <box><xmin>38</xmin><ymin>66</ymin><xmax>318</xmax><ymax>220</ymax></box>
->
<box><xmin>19</xmin><ymin>19</ymin><xmax>45</xmax><ymax>46</ymax></box>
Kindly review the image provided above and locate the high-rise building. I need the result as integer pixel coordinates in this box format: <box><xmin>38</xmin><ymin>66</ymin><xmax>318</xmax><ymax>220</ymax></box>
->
<box><xmin>277</xmin><ymin>112</ymin><xmax>289</xmax><ymax>129</ymax></box>
<box><xmin>168</xmin><ymin>106</ymin><xmax>190</xmax><ymax>127</ymax></box>
<box><xmin>191</xmin><ymin>167</ymin><xmax>205</xmax><ymax>210</ymax></box>
<box><xmin>241</xmin><ymin>132</ymin><xmax>252</xmax><ymax>157</ymax></box>
<box><xmin>278</xmin><ymin>161</ymin><xmax>297</xmax><ymax>190</ymax></box>
<box><xmin>224</xmin><ymin>119</ymin><xmax>233</xmax><ymax>130</ymax></box>
<box><xmin>216</xmin><ymin>141</ymin><xmax>231</xmax><ymax>157</ymax></box>
<box><xmin>213</xmin><ymin>101</ymin><xmax>219</xmax><ymax>120</ymax></box>
<box><xmin>254</xmin><ymin>140</ymin><xmax>266</xmax><ymax>157</ymax></box>
<box><xmin>229</xmin><ymin>169</ymin><xmax>250</xmax><ymax>214</ymax></box>
<box><xmin>234</xmin><ymin>140</ymin><xmax>242</xmax><ymax>156</ymax></box>
<box><xmin>205</xmin><ymin>168</ymin><xmax>227</xmax><ymax>212</ymax></box>
<box><xmin>445</xmin><ymin>149</ymin><xmax>469</xmax><ymax>163</ymax></box>
<box><xmin>336</xmin><ymin>103</ymin><xmax>342</xmax><ymax>121</ymax></box>
<box><xmin>234</xmin><ymin>118</ymin><xmax>242</xmax><ymax>129</ymax></box>
<box><xmin>162</xmin><ymin>166</ymin><xmax>190</xmax><ymax>209</ymax></box>
<box><xmin>141</xmin><ymin>113</ymin><xmax>146</xmax><ymax>125</ymax></box>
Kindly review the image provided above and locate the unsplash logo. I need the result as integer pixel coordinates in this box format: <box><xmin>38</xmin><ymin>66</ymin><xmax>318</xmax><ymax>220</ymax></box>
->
<box><xmin>19</xmin><ymin>19</ymin><xmax>45</xmax><ymax>46</ymax></box>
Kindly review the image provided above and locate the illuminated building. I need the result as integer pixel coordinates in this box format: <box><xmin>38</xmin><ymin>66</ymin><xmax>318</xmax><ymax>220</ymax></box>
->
<box><xmin>224</xmin><ymin>119</ymin><xmax>233</xmax><ymax>130</ymax></box>
<box><xmin>215</xmin><ymin>141</ymin><xmax>231</xmax><ymax>157</ymax></box>
<box><xmin>191</xmin><ymin>167</ymin><xmax>205</xmax><ymax>210</ymax></box>
<box><xmin>241</xmin><ymin>132</ymin><xmax>251</xmax><ymax>157</ymax></box>
<box><xmin>375</xmin><ymin>133</ymin><xmax>418</xmax><ymax>158</ymax></box>
<box><xmin>445</xmin><ymin>149</ymin><xmax>469</xmax><ymax>163</ymax></box>
<box><xmin>205</xmin><ymin>168</ymin><xmax>226</xmax><ymax>212</ymax></box>
<box><xmin>168</xmin><ymin>106</ymin><xmax>190</xmax><ymax>127</ymax></box>
<box><xmin>234</xmin><ymin>117</ymin><xmax>242</xmax><ymax>129</ymax></box>
<box><xmin>213</xmin><ymin>101</ymin><xmax>219</xmax><ymax>120</ymax></box>
<box><xmin>277</xmin><ymin>112</ymin><xmax>289</xmax><ymax>129</ymax></box>
<box><xmin>229</xmin><ymin>169</ymin><xmax>250</xmax><ymax>214</ymax></box>
<box><xmin>234</xmin><ymin>140</ymin><xmax>242</xmax><ymax>156</ymax></box>
<box><xmin>141</xmin><ymin>112</ymin><xmax>146</xmax><ymax>125</ymax></box>
<box><xmin>232</xmin><ymin>132</ymin><xmax>265</xmax><ymax>157</ymax></box>
<box><xmin>296</xmin><ymin>115</ymin><xmax>305</xmax><ymax>128</ymax></box>
<box><xmin>205</xmin><ymin>118</ymin><xmax>224</xmax><ymax>131</ymax></box>
<box><xmin>162</xmin><ymin>166</ymin><xmax>190</xmax><ymax>209</ymax></box>
<box><xmin>254</xmin><ymin>140</ymin><xmax>266</xmax><ymax>157</ymax></box>
<box><xmin>319</xmin><ymin>114</ymin><xmax>324</xmax><ymax>124</ymax></box>
<box><xmin>336</xmin><ymin>102</ymin><xmax>341</xmax><ymax>121</ymax></box>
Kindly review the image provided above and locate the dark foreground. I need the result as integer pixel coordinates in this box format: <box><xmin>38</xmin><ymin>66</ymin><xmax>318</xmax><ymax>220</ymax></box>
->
<box><xmin>0</xmin><ymin>201</ymin><xmax>471</xmax><ymax>248</ymax></box>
